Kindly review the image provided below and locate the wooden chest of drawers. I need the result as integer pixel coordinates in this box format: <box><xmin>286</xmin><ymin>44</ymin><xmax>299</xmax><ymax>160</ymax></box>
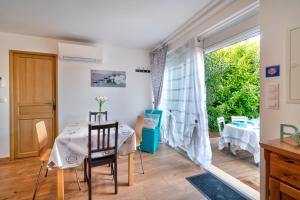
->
<box><xmin>261</xmin><ymin>138</ymin><xmax>300</xmax><ymax>200</ymax></box>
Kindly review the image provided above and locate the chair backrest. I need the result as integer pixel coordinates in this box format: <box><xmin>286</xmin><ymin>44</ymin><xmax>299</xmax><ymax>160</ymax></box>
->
<box><xmin>89</xmin><ymin>111</ymin><xmax>108</xmax><ymax>122</ymax></box>
<box><xmin>35</xmin><ymin>121</ymin><xmax>49</xmax><ymax>156</ymax></box>
<box><xmin>231</xmin><ymin>116</ymin><xmax>248</xmax><ymax>122</ymax></box>
<box><xmin>217</xmin><ymin>117</ymin><xmax>225</xmax><ymax>135</ymax></box>
<box><xmin>145</xmin><ymin>110</ymin><xmax>163</xmax><ymax>129</ymax></box>
<box><xmin>88</xmin><ymin>122</ymin><xmax>118</xmax><ymax>159</ymax></box>
<box><xmin>135</xmin><ymin>115</ymin><xmax>144</xmax><ymax>146</ymax></box>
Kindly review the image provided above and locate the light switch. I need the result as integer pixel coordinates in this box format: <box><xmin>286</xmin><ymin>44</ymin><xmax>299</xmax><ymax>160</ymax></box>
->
<box><xmin>266</xmin><ymin>83</ymin><xmax>279</xmax><ymax>109</ymax></box>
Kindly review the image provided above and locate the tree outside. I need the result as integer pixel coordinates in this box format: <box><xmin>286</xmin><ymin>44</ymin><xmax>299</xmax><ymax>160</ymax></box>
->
<box><xmin>205</xmin><ymin>37</ymin><xmax>260</xmax><ymax>131</ymax></box>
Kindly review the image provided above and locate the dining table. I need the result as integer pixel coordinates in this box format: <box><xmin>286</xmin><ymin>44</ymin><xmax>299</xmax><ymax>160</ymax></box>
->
<box><xmin>48</xmin><ymin>121</ymin><xmax>136</xmax><ymax>200</ymax></box>
<box><xmin>218</xmin><ymin>120</ymin><xmax>260</xmax><ymax>165</ymax></box>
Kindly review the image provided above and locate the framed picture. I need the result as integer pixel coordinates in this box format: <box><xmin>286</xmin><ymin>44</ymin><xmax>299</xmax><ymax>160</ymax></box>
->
<box><xmin>265</xmin><ymin>65</ymin><xmax>280</xmax><ymax>78</ymax></box>
<box><xmin>91</xmin><ymin>69</ymin><xmax>126</xmax><ymax>88</ymax></box>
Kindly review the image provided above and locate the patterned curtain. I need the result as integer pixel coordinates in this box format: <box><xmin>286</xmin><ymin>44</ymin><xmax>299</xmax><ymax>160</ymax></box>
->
<box><xmin>150</xmin><ymin>45</ymin><xmax>168</xmax><ymax>109</ymax></box>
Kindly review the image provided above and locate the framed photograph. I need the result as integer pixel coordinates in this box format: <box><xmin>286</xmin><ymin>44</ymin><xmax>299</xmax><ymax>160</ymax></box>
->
<box><xmin>91</xmin><ymin>69</ymin><xmax>126</xmax><ymax>88</ymax></box>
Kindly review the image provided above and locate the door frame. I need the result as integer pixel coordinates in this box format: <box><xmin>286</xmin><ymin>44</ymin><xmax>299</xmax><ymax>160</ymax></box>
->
<box><xmin>9</xmin><ymin>50</ymin><xmax>58</xmax><ymax>160</ymax></box>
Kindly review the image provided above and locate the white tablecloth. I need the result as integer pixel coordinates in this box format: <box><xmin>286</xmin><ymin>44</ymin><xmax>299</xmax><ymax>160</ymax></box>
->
<box><xmin>218</xmin><ymin>124</ymin><xmax>260</xmax><ymax>163</ymax></box>
<box><xmin>48</xmin><ymin>122</ymin><xmax>136</xmax><ymax>169</ymax></box>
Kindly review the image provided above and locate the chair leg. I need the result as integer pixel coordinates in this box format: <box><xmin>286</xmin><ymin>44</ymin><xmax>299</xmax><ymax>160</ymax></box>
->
<box><xmin>111</xmin><ymin>162</ymin><xmax>114</xmax><ymax>181</ymax></box>
<box><xmin>88</xmin><ymin>164</ymin><xmax>92</xmax><ymax>200</ymax></box>
<box><xmin>44</xmin><ymin>167</ymin><xmax>48</xmax><ymax>177</ymax></box>
<box><xmin>114</xmin><ymin>161</ymin><xmax>118</xmax><ymax>194</ymax></box>
<box><xmin>138</xmin><ymin>147</ymin><xmax>145</xmax><ymax>174</ymax></box>
<box><xmin>111</xmin><ymin>163</ymin><xmax>113</xmax><ymax>175</ymax></box>
<box><xmin>74</xmin><ymin>169</ymin><xmax>81</xmax><ymax>191</ymax></box>
<box><xmin>32</xmin><ymin>162</ymin><xmax>44</xmax><ymax>200</ymax></box>
<box><xmin>84</xmin><ymin>159</ymin><xmax>87</xmax><ymax>182</ymax></box>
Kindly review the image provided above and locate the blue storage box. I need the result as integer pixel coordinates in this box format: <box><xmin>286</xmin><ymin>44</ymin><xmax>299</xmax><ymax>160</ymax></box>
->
<box><xmin>140</xmin><ymin>110</ymin><xmax>162</xmax><ymax>154</ymax></box>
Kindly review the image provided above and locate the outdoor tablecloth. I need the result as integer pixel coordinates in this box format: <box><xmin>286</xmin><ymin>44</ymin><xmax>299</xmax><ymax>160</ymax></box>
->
<box><xmin>218</xmin><ymin>123</ymin><xmax>260</xmax><ymax>163</ymax></box>
<box><xmin>48</xmin><ymin>122</ymin><xmax>136</xmax><ymax>169</ymax></box>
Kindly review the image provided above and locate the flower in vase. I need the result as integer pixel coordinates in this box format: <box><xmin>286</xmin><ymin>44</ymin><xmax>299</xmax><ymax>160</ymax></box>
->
<box><xmin>95</xmin><ymin>96</ymin><xmax>108</xmax><ymax>112</ymax></box>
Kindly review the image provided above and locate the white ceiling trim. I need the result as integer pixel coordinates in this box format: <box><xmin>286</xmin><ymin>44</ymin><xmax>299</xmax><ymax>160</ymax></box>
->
<box><xmin>199</xmin><ymin>0</ymin><xmax>259</xmax><ymax>40</ymax></box>
<box><xmin>153</xmin><ymin>0</ymin><xmax>234</xmax><ymax>50</ymax></box>
<box><xmin>154</xmin><ymin>0</ymin><xmax>259</xmax><ymax>51</ymax></box>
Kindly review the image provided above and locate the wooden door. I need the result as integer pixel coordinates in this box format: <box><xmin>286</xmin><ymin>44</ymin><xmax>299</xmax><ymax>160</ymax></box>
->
<box><xmin>269</xmin><ymin>177</ymin><xmax>300</xmax><ymax>200</ymax></box>
<box><xmin>10</xmin><ymin>51</ymin><xmax>57</xmax><ymax>159</ymax></box>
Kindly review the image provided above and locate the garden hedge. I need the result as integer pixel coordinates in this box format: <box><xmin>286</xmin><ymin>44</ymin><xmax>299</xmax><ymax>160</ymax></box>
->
<box><xmin>204</xmin><ymin>40</ymin><xmax>260</xmax><ymax>131</ymax></box>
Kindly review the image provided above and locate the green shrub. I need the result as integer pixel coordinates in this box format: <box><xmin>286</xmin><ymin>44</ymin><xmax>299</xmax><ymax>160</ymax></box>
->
<box><xmin>205</xmin><ymin>40</ymin><xmax>260</xmax><ymax>131</ymax></box>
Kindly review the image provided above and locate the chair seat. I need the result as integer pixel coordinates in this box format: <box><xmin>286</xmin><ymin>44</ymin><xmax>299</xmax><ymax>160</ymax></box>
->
<box><xmin>39</xmin><ymin>148</ymin><xmax>52</xmax><ymax>162</ymax></box>
<box><xmin>88</xmin><ymin>154</ymin><xmax>116</xmax><ymax>167</ymax></box>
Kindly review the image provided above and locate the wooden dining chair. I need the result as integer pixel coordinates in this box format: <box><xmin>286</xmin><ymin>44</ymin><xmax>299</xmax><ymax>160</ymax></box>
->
<box><xmin>135</xmin><ymin>115</ymin><xmax>145</xmax><ymax>174</ymax></box>
<box><xmin>89</xmin><ymin>111</ymin><xmax>108</xmax><ymax>122</ymax></box>
<box><xmin>217</xmin><ymin>117</ymin><xmax>225</xmax><ymax>136</ymax></box>
<box><xmin>216</xmin><ymin>116</ymin><xmax>233</xmax><ymax>154</ymax></box>
<box><xmin>33</xmin><ymin>121</ymin><xmax>81</xmax><ymax>200</ymax></box>
<box><xmin>84</xmin><ymin>122</ymin><xmax>119</xmax><ymax>199</ymax></box>
<box><xmin>89</xmin><ymin>111</ymin><xmax>110</xmax><ymax>170</ymax></box>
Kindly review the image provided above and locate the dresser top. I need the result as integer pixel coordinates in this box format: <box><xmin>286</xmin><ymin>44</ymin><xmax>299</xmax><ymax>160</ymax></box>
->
<box><xmin>260</xmin><ymin>137</ymin><xmax>300</xmax><ymax>160</ymax></box>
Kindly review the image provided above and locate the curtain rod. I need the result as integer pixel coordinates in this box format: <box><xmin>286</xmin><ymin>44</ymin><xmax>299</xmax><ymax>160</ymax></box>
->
<box><xmin>152</xmin><ymin>36</ymin><xmax>202</xmax><ymax>54</ymax></box>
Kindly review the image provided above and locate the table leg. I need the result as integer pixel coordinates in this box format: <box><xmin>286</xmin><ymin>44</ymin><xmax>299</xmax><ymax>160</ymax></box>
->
<box><xmin>255</xmin><ymin>162</ymin><xmax>260</xmax><ymax>168</ymax></box>
<box><xmin>57</xmin><ymin>169</ymin><xmax>64</xmax><ymax>200</ymax></box>
<box><xmin>227</xmin><ymin>143</ymin><xmax>231</xmax><ymax>155</ymax></box>
<box><xmin>128</xmin><ymin>153</ymin><xmax>134</xmax><ymax>186</ymax></box>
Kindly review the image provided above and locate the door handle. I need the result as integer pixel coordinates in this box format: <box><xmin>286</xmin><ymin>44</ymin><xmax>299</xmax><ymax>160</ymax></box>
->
<box><xmin>53</xmin><ymin>98</ymin><xmax>56</xmax><ymax>111</ymax></box>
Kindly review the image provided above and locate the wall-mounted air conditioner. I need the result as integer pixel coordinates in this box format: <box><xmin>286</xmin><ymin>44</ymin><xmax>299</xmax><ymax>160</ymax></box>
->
<box><xmin>58</xmin><ymin>43</ymin><xmax>102</xmax><ymax>64</ymax></box>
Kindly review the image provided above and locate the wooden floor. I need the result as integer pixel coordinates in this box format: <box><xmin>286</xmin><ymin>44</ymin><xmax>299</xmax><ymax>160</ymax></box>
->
<box><xmin>210</xmin><ymin>137</ymin><xmax>260</xmax><ymax>191</ymax></box>
<box><xmin>0</xmin><ymin>145</ymin><xmax>208</xmax><ymax>200</ymax></box>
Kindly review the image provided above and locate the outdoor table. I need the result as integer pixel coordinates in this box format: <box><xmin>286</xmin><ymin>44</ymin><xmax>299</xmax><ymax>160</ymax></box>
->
<box><xmin>218</xmin><ymin>122</ymin><xmax>260</xmax><ymax>165</ymax></box>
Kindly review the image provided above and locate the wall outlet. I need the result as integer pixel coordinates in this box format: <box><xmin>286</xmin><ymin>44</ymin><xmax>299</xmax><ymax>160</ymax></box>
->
<box><xmin>266</xmin><ymin>83</ymin><xmax>279</xmax><ymax>109</ymax></box>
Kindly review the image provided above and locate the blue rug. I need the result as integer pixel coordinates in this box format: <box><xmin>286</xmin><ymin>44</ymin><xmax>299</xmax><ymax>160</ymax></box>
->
<box><xmin>186</xmin><ymin>172</ymin><xmax>250</xmax><ymax>200</ymax></box>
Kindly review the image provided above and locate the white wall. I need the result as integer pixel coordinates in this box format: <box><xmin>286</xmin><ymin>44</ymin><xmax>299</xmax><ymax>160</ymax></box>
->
<box><xmin>58</xmin><ymin>44</ymin><xmax>152</xmax><ymax>131</ymax></box>
<box><xmin>0</xmin><ymin>32</ymin><xmax>152</xmax><ymax>158</ymax></box>
<box><xmin>260</xmin><ymin>0</ymin><xmax>300</xmax><ymax>199</ymax></box>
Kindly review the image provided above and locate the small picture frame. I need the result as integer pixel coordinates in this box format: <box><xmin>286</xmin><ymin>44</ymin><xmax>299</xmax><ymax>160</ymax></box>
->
<box><xmin>265</xmin><ymin>65</ymin><xmax>280</xmax><ymax>78</ymax></box>
<box><xmin>91</xmin><ymin>70</ymin><xmax>126</xmax><ymax>88</ymax></box>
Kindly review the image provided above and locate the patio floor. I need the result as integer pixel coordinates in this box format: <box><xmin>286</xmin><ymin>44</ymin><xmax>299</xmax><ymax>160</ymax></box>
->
<box><xmin>210</xmin><ymin>137</ymin><xmax>260</xmax><ymax>191</ymax></box>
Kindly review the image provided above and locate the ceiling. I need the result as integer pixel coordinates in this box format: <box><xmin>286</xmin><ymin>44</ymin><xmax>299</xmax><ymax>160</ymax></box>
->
<box><xmin>0</xmin><ymin>0</ymin><xmax>213</xmax><ymax>49</ymax></box>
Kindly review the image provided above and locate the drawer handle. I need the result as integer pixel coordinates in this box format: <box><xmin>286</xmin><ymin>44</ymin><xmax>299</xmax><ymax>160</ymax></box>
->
<box><xmin>286</xmin><ymin>160</ymin><xmax>295</xmax><ymax>164</ymax></box>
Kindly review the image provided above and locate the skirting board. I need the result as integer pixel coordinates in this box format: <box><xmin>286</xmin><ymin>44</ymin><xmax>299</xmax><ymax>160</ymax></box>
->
<box><xmin>0</xmin><ymin>157</ymin><xmax>10</xmax><ymax>163</ymax></box>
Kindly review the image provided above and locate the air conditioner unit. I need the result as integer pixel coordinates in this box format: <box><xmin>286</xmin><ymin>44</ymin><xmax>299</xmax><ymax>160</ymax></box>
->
<box><xmin>58</xmin><ymin>43</ymin><xmax>102</xmax><ymax>64</ymax></box>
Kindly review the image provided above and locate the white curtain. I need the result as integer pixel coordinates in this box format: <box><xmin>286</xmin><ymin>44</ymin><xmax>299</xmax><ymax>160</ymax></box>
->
<box><xmin>160</xmin><ymin>38</ymin><xmax>212</xmax><ymax>168</ymax></box>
